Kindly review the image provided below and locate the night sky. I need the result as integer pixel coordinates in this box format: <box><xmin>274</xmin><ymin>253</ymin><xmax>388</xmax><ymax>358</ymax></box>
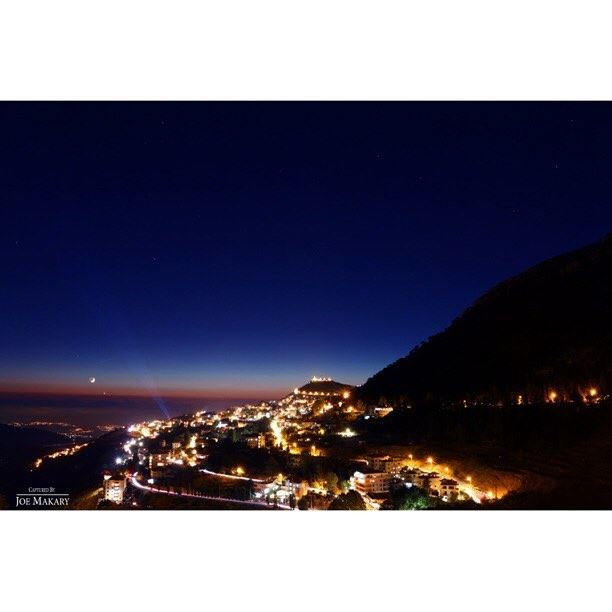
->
<box><xmin>2</xmin><ymin>103</ymin><xmax>612</xmax><ymax>400</ymax></box>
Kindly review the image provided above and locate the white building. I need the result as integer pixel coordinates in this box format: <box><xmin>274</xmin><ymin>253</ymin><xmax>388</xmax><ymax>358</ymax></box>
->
<box><xmin>353</xmin><ymin>471</ymin><xmax>392</xmax><ymax>495</ymax></box>
<box><xmin>253</xmin><ymin>479</ymin><xmax>307</xmax><ymax>504</ymax></box>
<box><xmin>103</xmin><ymin>475</ymin><xmax>127</xmax><ymax>504</ymax></box>
<box><xmin>402</xmin><ymin>469</ymin><xmax>441</xmax><ymax>494</ymax></box>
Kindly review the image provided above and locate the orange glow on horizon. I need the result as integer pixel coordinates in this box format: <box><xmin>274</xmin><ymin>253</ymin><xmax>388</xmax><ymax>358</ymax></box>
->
<box><xmin>0</xmin><ymin>382</ymin><xmax>288</xmax><ymax>401</ymax></box>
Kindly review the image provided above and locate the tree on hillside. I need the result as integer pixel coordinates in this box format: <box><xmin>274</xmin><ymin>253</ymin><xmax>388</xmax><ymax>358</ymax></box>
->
<box><xmin>328</xmin><ymin>490</ymin><xmax>366</xmax><ymax>510</ymax></box>
<box><xmin>297</xmin><ymin>496</ymin><xmax>311</xmax><ymax>510</ymax></box>
<box><xmin>391</xmin><ymin>486</ymin><xmax>429</xmax><ymax>510</ymax></box>
<box><xmin>324</xmin><ymin>471</ymin><xmax>339</xmax><ymax>493</ymax></box>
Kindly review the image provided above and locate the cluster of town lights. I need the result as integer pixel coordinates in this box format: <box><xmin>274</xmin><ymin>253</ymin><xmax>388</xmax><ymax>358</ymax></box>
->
<box><xmin>107</xmin><ymin>377</ymin><xmax>514</xmax><ymax>508</ymax></box>
<box><xmin>32</xmin><ymin>443</ymin><xmax>88</xmax><ymax>470</ymax></box>
<box><xmin>403</xmin><ymin>453</ymin><xmax>501</xmax><ymax>503</ymax></box>
<box><xmin>547</xmin><ymin>387</ymin><xmax>599</xmax><ymax>403</ymax></box>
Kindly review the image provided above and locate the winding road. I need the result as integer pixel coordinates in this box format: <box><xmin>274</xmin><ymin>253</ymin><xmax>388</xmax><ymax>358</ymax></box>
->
<box><xmin>130</xmin><ymin>475</ymin><xmax>291</xmax><ymax>509</ymax></box>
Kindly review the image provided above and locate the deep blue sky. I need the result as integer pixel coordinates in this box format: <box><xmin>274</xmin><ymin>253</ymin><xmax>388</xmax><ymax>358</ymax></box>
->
<box><xmin>2</xmin><ymin>103</ymin><xmax>612</xmax><ymax>397</ymax></box>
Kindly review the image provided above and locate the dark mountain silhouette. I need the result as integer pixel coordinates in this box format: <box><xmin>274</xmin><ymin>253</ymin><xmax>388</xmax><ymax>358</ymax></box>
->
<box><xmin>0</xmin><ymin>423</ymin><xmax>70</xmax><ymax>451</ymax></box>
<box><xmin>356</xmin><ymin>236</ymin><xmax>612</xmax><ymax>507</ymax></box>
<box><xmin>359</xmin><ymin>234</ymin><xmax>612</xmax><ymax>405</ymax></box>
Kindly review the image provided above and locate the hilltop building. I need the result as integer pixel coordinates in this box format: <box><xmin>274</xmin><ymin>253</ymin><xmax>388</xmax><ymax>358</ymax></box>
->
<box><xmin>293</xmin><ymin>376</ymin><xmax>354</xmax><ymax>399</ymax></box>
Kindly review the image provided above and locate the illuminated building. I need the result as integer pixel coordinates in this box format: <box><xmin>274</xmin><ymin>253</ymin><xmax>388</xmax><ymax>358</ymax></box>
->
<box><xmin>252</xmin><ymin>478</ymin><xmax>307</xmax><ymax>504</ymax></box>
<box><xmin>373</xmin><ymin>406</ymin><xmax>393</xmax><ymax>418</ymax></box>
<box><xmin>104</xmin><ymin>474</ymin><xmax>127</xmax><ymax>504</ymax></box>
<box><xmin>439</xmin><ymin>478</ymin><xmax>460</xmax><ymax>498</ymax></box>
<box><xmin>369</xmin><ymin>455</ymin><xmax>403</xmax><ymax>474</ymax></box>
<box><xmin>149</xmin><ymin>451</ymin><xmax>170</xmax><ymax>469</ymax></box>
<box><xmin>243</xmin><ymin>433</ymin><xmax>266</xmax><ymax>449</ymax></box>
<box><xmin>402</xmin><ymin>469</ymin><xmax>442</xmax><ymax>493</ymax></box>
<box><xmin>365</xmin><ymin>406</ymin><xmax>394</xmax><ymax>419</ymax></box>
<box><xmin>415</xmin><ymin>471</ymin><xmax>441</xmax><ymax>493</ymax></box>
<box><xmin>353</xmin><ymin>471</ymin><xmax>392</xmax><ymax>495</ymax></box>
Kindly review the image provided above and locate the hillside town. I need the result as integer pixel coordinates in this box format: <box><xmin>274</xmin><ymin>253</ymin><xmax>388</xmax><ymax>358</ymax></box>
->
<box><xmin>94</xmin><ymin>377</ymin><xmax>497</xmax><ymax>510</ymax></box>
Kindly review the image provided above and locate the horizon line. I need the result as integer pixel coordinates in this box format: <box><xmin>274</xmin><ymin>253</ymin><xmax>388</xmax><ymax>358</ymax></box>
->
<box><xmin>0</xmin><ymin>384</ymin><xmax>289</xmax><ymax>401</ymax></box>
